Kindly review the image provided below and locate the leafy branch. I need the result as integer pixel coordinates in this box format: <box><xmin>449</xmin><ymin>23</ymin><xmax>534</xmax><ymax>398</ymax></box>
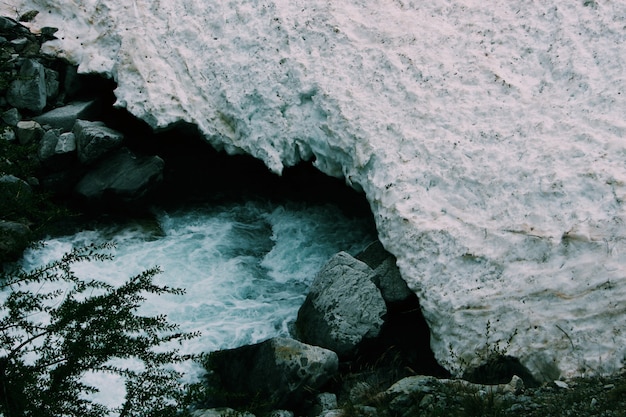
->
<box><xmin>0</xmin><ymin>242</ymin><xmax>203</xmax><ymax>417</ymax></box>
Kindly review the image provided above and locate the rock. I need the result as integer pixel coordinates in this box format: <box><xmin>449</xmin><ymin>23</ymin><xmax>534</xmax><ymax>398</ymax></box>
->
<box><xmin>357</xmin><ymin>241</ymin><xmax>413</xmax><ymax>304</ymax></box>
<box><xmin>1</xmin><ymin>127</ymin><xmax>16</xmax><ymax>142</ymax></box>
<box><xmin>0</xmin><ymin>174</ymin><xmax>33</xmax><ymax>209</ymax></box>
<box><xmin>267</xmin><ymin>411</ymin><xmax>294</xmax><ymax>417</ymax></box>
<box><xmin>38</xmin><ymin>130</ymin><xmax>58</xmax><ymax>160</ymax></box>
<box><xmin>504</xmin><ymin>375</ymin><xmax>525</xmax><ymax>395</ymax></box>
<box><xmin>372</xmin><ymin>257</ymin><xmax>413</xmax><ymax>304</ymax></box>
<box><xmin>295</xmin><ymin>251</ymin><xmax>387</xmax><ymax>357</ymax></box>
<box><xmin>73</xmin><ymin>119</ymin><xmax>124</xmax><ymax>164</ymax></box>
<box><xmin>56</xmin><ymin>132</ymin><xmax>76</xmax><ymax>153</ymax></box>
<box><xmin>306</xmin><ymin>393</ymin><xmax>337</xmax><ymax>417</ymax></box>
<box><xmin>385</xmin><ymin>374</ymin><xmax>525</xmax><ymax>411</ymax></box>
<box><xmin>554</xmin><ymin>380</ymin><xmax>569</xmax><ymax>389</ymax></box>
<box><xmin>208</xmin><ymin>337</ymin><xmax>338</xmax><ymax>410</ymax></box>
<box><xmin>34</xmin><ymin>101</ymin><xmax>100</xmax><ymax>132</ymax></box>
<box><xmin>18</xmin><ymin>10</ymin><xmax>39</xmax><ymax>23</ymax></box>
<box><xmin>191</xmin><ymin>409</ymin><xmax>255</xmax><ymax>417</ymax></box>
<box><xmin>38</xmin><ymin>129</ymin><xmax>76</xmax><ymax>170</ymax></box>
<box><xmin>74</xmin><ymin>147</ymin><xmax>164</xmax><ymax>204</ymax></box>
<box><xmin>6</xmin><ymin>58</ymin><xmax>46</xmax><ymax>113</ymax></box>
<box><xmin>0</xmin><ymin>220</ymin><xmax>31</xmax><ymax>262</ymax></box>
<box><xmin>39</xmin><ymin>27</ymin><xmax>59</xmax><ymax>42</ymax></box>
<box><xmin>1</xmin><ymin>108</ymin><xmax>21</xmax><ymax>126</ymax></box>
<box><xmin>319</xmin><ymin>411</ymin><xmax>343</xmax><ymax>417</ymax></box>
<box><xmin>10</xmin><ymin>37</ymin><xmax>28</xmax><ymax>52</ymax></box>
<box><xmin>15</xmin><ymin>120</ymin><xmax>44</xmax><ymax>144</ymax></box>
<box><xmin>386</xmin><ymin>375</ymin><xmax>441</xmax><ymax>398</ymax></box>
<box><xmin>44</xmin><ymin>68</ymin><xmax>60</xmax><ymax>101</ymax></box>
<box><xmin>0</xmin><ymin>16</ymin><xmax>18</xmax><ymax>31</ymax></box>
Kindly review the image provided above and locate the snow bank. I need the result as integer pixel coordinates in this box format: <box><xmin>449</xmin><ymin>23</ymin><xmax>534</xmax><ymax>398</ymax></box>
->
<box><xmin>6</xmin><ymin>0</ymin><xmax>626</xmax><ymax>379</ymax></box>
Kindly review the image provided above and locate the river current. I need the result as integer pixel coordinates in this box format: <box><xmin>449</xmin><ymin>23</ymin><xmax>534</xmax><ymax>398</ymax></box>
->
<box><xmin>15</xmin><ymin>198</ymin><xmax>377</xmax><ymax>408</ymax></box>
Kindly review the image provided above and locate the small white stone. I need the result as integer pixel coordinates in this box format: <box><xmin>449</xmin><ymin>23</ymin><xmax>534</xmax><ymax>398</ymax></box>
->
<box><xmin>553</xmin><ymin>380</ymin><xmax>569</xmax><ymax>389</ymax></box>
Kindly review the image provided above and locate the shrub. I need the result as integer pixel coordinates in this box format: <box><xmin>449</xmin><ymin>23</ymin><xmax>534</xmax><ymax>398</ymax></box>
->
<box><xmin>0</xmin><ymin>243</ymin><xmax>202</xmax><ymax>416</ymax></box>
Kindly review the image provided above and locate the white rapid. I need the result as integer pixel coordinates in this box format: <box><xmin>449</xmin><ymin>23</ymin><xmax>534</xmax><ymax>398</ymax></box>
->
<box><xmin>16</xmin><ymin>201</ymin><xmax>376</xmax><ymax>408</ymax></box>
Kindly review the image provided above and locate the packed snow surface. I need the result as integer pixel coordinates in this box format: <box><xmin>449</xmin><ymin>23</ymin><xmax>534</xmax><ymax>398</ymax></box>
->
<box><xmin>6</xmin><ymin>0</ymin><xmax>626</xmax><ymax>378</ymax></box>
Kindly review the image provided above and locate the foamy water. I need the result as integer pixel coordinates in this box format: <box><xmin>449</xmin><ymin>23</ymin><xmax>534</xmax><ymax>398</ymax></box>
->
<box><xmin>13</xmin><ymin>200</ymin><xmax>376</xmax><ymax>410</ymax></box>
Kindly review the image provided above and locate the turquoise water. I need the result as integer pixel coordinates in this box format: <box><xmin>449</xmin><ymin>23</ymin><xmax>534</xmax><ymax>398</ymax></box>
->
<box><xmin>15</xmin><ymin>199</ymin><xmax>376</xmax><ymax>409</ymax></box>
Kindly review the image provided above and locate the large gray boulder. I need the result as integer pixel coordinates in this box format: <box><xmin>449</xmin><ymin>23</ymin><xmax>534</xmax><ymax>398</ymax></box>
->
<box><xmin>6</xmin><ymin>58</ymin><xmax>47</xmax><ymax>113</ymax></box>
<box><xmin>73</xmin><ymin>119</ymin><xmax>124</xmax><ymax>165</ymax></box>
<box><xmin>295</xmin><ymin>251</ymin><xmax>387</xmax><ymax>357</ymax></box>
<box><xmin>74</xmin><ymin>147</ymin><xmax>164</xmax><ymax>204</ymax></box>
<box><xmin>34</xmin><ymin>101</ymin><xmax>100</xmax><ymax>132</ymax></box>
<box><xmin>208</xmin><ymin>337</ymin><xmax>338</xmax><ymax>410</ymax></box>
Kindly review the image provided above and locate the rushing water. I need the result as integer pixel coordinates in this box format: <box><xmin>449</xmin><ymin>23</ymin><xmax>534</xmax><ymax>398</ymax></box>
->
<box><xmin>14</xmin><ymin>198</ymin><xmax>377</xmax><ymax>409</ymax></box>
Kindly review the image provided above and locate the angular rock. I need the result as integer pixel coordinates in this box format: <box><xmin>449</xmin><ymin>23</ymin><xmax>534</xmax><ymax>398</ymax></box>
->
<box><xmin>1</xmin><ymin>127</ymin><xmax>16</xmax><ymax>142</ymax></box>
<box><xmin>74</xmin><ymin>147</ymin><xmax>164</xmax><ymax>204</ymax></box>
<box><xmin>0</xmin><ymin>220</ymin><xmax>31</xmax><ymax>262</ymax></box>
<box><xmin>34</xmin><ymin>101</ymin><xmax>100</xmax><ymax>132</ymax></box>
<box><xmin>15</xmin><ymin>120</ymin><xmax>44</xmax><ymax>144</ymax></box>
<box><xmin>6</xmin><ymin>58</ymin><xmax>46</xmax><ymax>113</ymax></box>
<box><xmin>295</xmin><ymin>252</ymin><xmax>387</xmax><ymax>357</ymax></box>
<box><xmin>10</xmin><ymin>37</ymin><xmax>28</xmax><ymax>52</ymax></box>
<box><xmin>356</xmin><ymin>241</ymin><xmax>413</xmax><ymax>304</ymax></box>
<box><xmin>73</xmin><ymin>119</ymin><xmax>124</xmax><ymax>164</ymax></box>
<box><xmin>38</xmin><ymin>129</ymin><xmax>59</xmax><ymax>160</ymax></box>
<box><xmin>56</xmin><ymin>132</ymin><xmax>76</xmax><ymax>153</ymax></box>
<box><xmin>38</xmin><ymin>129</ymin><xmax>76</xmax><ymax>170</ymax></box>
<box><xmin>208</xmin><ymin>337</ymin><xmax>338</xmax><ymax>410</ymax></box>
<box><xmin>0</xmin><ymin>16</ymin><xmax>18</xmax><ymax>31</ymax></box>
<box><xmin>1</xmin><ymin>108</ymin><xmax>21</xmax><ymax>126</ymax></box>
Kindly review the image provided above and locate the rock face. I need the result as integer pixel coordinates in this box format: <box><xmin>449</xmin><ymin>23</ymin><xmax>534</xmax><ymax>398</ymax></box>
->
<box><xmin>73</xmin><ymin>119</ymin><xmax>124</xmax><ymax>164</ymax></box>
<box><xmin>75</xmin><ymin>147</ymin><xmax>164</xmax><ymax>204</ymax></box>
<box><xmin>34</xmin><ymin>100</ymin><xmax>100</xmax><ymax>131</ymax></box>
<box><xmin>11</xmin><ymin>0</ymin><xmax>626</xmax><ymax>378</ymax></box>
<box><xmin>356</xmin><ymin>240</ymin><xmax>414</xmax><ymax>304</ymax></box>
<box><xmin>296</xmin><ymin>251</ymin><xmax>387</xmax><ymax>358</ymax></box>
<box><xmin>208</xmin><ymin>337</ymin><xmax>338</xmax><ymax>410</ymax></box>
<box><xmin>6</xmin><ymin>58</ymin><xmax>46</xmax><ymax>113</ymax></box>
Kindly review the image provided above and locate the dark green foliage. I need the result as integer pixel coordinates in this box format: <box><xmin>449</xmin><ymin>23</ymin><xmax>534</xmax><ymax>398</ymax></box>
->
<box><xmin>0</xmin><ymin>243</ymin><xmax>202</xmax><ymax>417</ymax></box>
